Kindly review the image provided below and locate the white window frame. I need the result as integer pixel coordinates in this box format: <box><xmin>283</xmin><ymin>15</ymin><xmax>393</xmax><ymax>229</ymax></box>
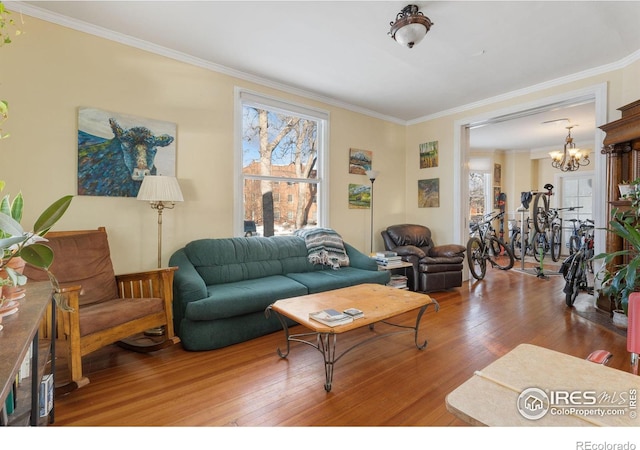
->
<box><xmin>234</xmin><ymin>88</ymin><xmax>330</xmax><ymax>236</ymax></box>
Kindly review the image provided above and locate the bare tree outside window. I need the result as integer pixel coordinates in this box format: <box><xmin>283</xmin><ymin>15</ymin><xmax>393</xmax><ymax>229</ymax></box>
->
<box><xmin>241</xmin><ymin>101</ymin><xmax>322</xmax><ymax>237</ymax></box>
<box><xmin>469</xmin><ymin>172</ymin><xmax>488</xmax><ymax>221</ymax></box>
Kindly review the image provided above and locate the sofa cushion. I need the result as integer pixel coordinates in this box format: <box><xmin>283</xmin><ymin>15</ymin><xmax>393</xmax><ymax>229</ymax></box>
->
<box><xmin>184</xmin><ymin>275</ymin><xmax>308</xmax><ymax>321</ymax></box>
<box><xmin>184</xmin><ymin>236</ymin><xmax>312</xmax><ymax>285</ymax></box>
<box><xmin>286</xmin><ymin>267</ymin><xmax>390</xmax><ymax>294</ymax></box>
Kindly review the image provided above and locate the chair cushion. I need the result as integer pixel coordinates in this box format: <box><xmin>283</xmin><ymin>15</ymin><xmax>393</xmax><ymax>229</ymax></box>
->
<box><xmin>80</xmin><ymin>297</ymin><xmax>163</xmax><ymax>336</ymax></box>
<box><xmin>24</xmin><ymin>230</ymin><xmax>118</xmax><ymax>306</ymax></box>
<box><xmin>385</xmin><ymin>224</ymin><xmax>433</xmax><ymax>248</ymax></box>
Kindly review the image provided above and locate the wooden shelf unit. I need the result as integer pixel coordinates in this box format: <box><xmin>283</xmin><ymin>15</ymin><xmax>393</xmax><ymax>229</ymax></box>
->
<box><xmin>0</xmin><ymin>281</ymin><xmax>56</xmax><ymax>426</ymax></box>
<box><xmin>599</xmin><ymin>99</ymin><xmax>640</xmax><ymax>312</ymax></box>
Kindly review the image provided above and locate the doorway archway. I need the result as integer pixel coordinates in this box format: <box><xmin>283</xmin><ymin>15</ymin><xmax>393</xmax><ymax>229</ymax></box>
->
<box><xmin>453</xmin><ymin>83</ymin><xmax>608</xmax><ymax>268</ymax></box>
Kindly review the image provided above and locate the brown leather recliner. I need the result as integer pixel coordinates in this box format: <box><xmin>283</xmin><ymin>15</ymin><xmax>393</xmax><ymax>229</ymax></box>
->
<box><xmin>381</xmin><ymin>224</ymin><xmax>466</xmax><ymax>292</ymax></box>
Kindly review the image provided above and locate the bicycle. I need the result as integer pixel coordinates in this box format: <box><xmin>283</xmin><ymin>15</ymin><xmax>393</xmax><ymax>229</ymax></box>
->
<box><xmin>566</xmin><ymin>218</ymin><xmax>581</xmax><ymax>255</ymax></box>
<box><xmin>510</xmin><ymin>216</ymin><xmax>557</xmax><ymax>262</ymax></box>
<box><xmin>467</xmin><ymin>211</ymin><xmax>515</xmax><ymax>280</ymax></box>
<box><xmin>531</xmin><ymin>184</ymin><xmax>581</xmax><ymax>262</ymax></box>
<box><xmin>560</xmin><ymin>219</ymin><xmax>595</xmax><ymax>306</ymax></box>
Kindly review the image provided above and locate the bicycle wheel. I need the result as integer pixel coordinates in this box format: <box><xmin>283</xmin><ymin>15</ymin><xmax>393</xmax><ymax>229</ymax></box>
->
<box><xmin>569</xmin><ymin>235</ymin><xmax>580</xmax><ymax>255</ymax></box>
<box><xmin>563</xmin><ymin>253</ymin><xmax>582</xmax><ymax>307</ymax></box>
<box><xmin>550</xmin><ymin>224</ymin><xmax>562</xmax><ymax>262</ymax></box>
<box><xmin>532</xmin><ymin>193</ymin><xmax>549</xmax><ymax>234</ymax></box>
<box><xmin>510</xmin><ymin>230</ymin><xmax>522</xmax><ymax>260</ymax></box>
<box><xmin>466</xmin><ymin>237</ymin><xmax>486</xmax><ymax>280</ymax></box>
<box><xmin>531</xmin><ymin>232</ymin><xmax>547</xmax><ymax>262</ymax></box>
<box><xmin>488</xmin><ymin>236</ymin><xmax>514</xmax><ymax>270</ymax></box>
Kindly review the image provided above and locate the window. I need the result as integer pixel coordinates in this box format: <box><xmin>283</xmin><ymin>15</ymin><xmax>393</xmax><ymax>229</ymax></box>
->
<box><xmin>561</xmin><ymin>175</ymin><xmax>593</xmax><ymax>252</ymax></box>
<box><xmin>469</xmin><ymin>171</ymin><xmax>492</xmax><ymax>222</ymax></box>
<box><xmin>236</xmin><ymin>90</ymin><xmax>328</xmax><ymax>237</ymax></box>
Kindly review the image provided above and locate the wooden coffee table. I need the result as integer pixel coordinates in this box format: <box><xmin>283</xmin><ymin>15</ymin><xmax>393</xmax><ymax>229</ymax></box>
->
<box><xmin>265</xmin><ymin>283</ymin><xmax>439</xmax><ymax>391</ymax></box>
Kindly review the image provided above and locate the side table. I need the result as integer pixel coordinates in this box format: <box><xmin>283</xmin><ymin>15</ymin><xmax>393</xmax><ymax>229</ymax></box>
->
<box><xmin>377</xmin><ymin>260</ymin><xmax>413</xmax><ymax>289</ymax></box>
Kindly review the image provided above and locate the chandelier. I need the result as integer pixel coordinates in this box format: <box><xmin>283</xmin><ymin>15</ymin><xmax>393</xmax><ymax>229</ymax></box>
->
<box><xmin>389</xmin><ymin>5</ymin><xmax>433</xmax><ymax>49</ymax></box>
<box><xmin>549</xmin><ymin>126</ymin><xmax>590</xmax><ymax>172</ymax></box>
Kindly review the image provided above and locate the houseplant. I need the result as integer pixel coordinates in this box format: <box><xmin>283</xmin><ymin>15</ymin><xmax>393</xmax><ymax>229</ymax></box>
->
<box><xmin>0</xmin><ymin>190</ymin><xmax>73</xmax><ymax>304</ymax></box>
<box><xmin>0</xmin><ymin>1</ymin><xmax>21</xmax><ymax>139</ymax></box>
<box><xmin>593</xmin><ymin>205</ymin><xmax>640</xmax><ymax>325</ymax></box>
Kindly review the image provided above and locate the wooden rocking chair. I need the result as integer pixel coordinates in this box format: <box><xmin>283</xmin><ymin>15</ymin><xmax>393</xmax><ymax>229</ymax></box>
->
<box><xmin>24</xmin><ymin>227</ymin><xmax>179</xmax><ymax>390</ymax></box>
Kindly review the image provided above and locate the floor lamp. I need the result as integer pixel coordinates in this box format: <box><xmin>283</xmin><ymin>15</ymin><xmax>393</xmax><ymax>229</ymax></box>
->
<box><xmin>365</xmin><ymin>170</ymin><xmax>379</xmax><ymax>255</ymax></box>
<box><xmin>137</xmin><ymin>175</ymin><xmax>184</xmax><ymax>268</ymax></box>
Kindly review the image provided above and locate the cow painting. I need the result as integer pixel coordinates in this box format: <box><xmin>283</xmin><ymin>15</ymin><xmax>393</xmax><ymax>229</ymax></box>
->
<box><xmin>78</xmin><ymin>117</ymin><xmax>175</xmax><ymax>197</ymax></box>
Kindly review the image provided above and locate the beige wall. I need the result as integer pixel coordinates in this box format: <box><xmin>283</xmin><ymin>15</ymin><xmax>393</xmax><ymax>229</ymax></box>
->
<box><xmin>405</xmin><ymin>62</ymin><xmax>640</xmax><ymax>247</ymax></box>
<box><xmin>0</xmin><ymin>15</ymin><xmax>405</xmax><ymax>273</ymax></box>
<box><xmin>2</xmin><ymin>13</ymin><xmax>639</xmax><ymax>274</ymax></box>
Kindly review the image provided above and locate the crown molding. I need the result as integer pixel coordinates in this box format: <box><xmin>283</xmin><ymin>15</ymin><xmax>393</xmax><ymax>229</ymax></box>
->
<box><xmin>9</xmin><ymin>2</ymin><xmax>406</xmax><ymax>126</ymax></box>
<box><xmin>8</xmin><ymin>2</ymin><xmax>640</xmax><ymax>128</ymax></box>
<box><xmin>407</xmin><ymin>48</ymin><xmax>640</xmax><ymax>126</ymax></box>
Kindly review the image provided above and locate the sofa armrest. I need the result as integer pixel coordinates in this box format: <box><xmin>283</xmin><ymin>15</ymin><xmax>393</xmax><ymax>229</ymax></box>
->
<box><xmin>393</xmin><ymin>245</ymin><xmax>427</xmax><ymax>259</ymax></box>
<box><xmin>430</xmin><ymin>244</ymin><xmax>465</xmax><ymax>258</ymax></box>
<box><xmin>169</xmin><ymin>248</ymin><xmax>208</xmax><ymax>303</ymax></box>
<box><xmin>344</xmin><ymin>242</ymin><xmax>378</xmax><ymax>271</ymax></box>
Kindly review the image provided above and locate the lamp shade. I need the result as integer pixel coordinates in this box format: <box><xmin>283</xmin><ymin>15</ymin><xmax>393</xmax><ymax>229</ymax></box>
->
<box><xmin>365</xmin><ymin>170</ymin><xmax>379</xmax><ymax>181</ymax></box>
<box><xmin>628</xmin><ymin>292</ymin><xmax>640</xmax><ymax>354</ymax></box>
<box><xmin>394</xmin><ymin>23</ymin><xmax>428</xmax><ymax>48</ymax></box>
<box><xmin>137</xmin><ymin>175</ymin><xmax>184</xmax><ymax>202</ymax></box>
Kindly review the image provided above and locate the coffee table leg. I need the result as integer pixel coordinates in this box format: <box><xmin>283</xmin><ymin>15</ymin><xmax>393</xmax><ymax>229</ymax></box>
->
<box><xmin>317</xmin><ymin>333</ymin><xmax>337</xmax><ymax>392</ymax></box>
<box><xmin>265</xmin><ymin>306</ymin><xmax>291</xmax><ymax>358</ymax></box>
<box><xmin>414</xmin><ymin>301</ymin><xmax>439</xmax><ymax>350</ymax></box>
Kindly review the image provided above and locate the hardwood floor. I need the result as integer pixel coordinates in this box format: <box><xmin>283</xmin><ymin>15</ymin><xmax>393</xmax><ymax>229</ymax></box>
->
<box><xmin>52</xmin><ymin>264</ymin><xmax>630</xmax><ymax>428</ymax></box>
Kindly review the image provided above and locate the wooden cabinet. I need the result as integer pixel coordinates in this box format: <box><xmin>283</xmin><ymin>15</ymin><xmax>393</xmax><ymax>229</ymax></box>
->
<box><xmin>599</xmin><ymin>99</ymin><xmax>640</xmax><ymax>311</ymax></box>
<box><xmin>0</xmin><ymin>281</ymin><xmax>55</xmax><ymax>426</ymax></box>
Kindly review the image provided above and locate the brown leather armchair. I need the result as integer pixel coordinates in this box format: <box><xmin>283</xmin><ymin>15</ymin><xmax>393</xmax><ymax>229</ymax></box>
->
<box><xmin>381</xmin><ymin>224</ymin><xmax>465</xmax><ymax>292</ymax></box>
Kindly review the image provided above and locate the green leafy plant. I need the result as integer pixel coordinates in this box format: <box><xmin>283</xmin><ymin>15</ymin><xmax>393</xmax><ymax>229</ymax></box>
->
<box><xmin>0</xmin><ymin>194</ymin><xmax>73</xmax><ymax>294</ymax></box>
<box><xmin>0</xmin><ymin>2</ymin><xmax>21</xmax><ymax>45</ymax></box>
<box><xmin>593</xmin><ymin>208</ymin><xmax>640</xmax><ymax>315</ymax></box>
<box><xmin>0</xmin><ymin>1</ymin><xmax>23</xmax><ymax>139</ymax></box>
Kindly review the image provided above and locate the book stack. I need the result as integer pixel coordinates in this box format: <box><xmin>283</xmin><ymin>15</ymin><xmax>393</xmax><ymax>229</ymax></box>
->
<box><xmin>374</xmin><ymin>251</ymin><xmax>405</xmax><ymax>268</ymax></box>
<box><xmin>343</xmin><ymin>308</ymin><xmax>364</xmax><ymax>319</ymax></box>
<box><xmin>39</xmin><ymin>374</ymin><xmax>54</xmax><ymax>418</ymax></box>
<box><xmin>309</xmin><ymin>308</ymin><xmax>354</xmax><ymax>326</ymax></box>
<box><xmin>388</xmin><ymin>274</ymin><xmax>408</xmax><ymax>289</ymax></box>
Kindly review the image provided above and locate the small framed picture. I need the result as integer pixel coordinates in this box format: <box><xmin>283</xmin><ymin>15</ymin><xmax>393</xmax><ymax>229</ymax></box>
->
<box><xmin>349</xmin><ymin>148</ymin><xmax>372</xmax><ymax>175</ymax></box>
<box><xmin>418</xmin><ymin>178</ymin><xmax>439</xmax><ymax>207</ymax></box>
<box><xmin>348</xmin><ymin>183</ymin><xmax>370</xmax><ymax>209</ymax></box>
<box><xmin>419</xmin><ymin>141</ymin><xmax>438</xmax><ymax>168</ymax></box>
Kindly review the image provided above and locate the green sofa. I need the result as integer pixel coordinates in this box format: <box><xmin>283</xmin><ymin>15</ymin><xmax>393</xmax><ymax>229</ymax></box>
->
<box><xmin>169</xmin><ymin>235</ymin><xmax>390</xmax><ymax>351</ymax></box>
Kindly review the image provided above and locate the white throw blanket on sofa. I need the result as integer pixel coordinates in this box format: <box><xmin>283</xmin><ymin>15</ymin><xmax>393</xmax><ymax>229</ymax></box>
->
<box><xmin>294</xmin><ymin>228</ymin><xmax>350</xmax><ymax>269</ymax></box>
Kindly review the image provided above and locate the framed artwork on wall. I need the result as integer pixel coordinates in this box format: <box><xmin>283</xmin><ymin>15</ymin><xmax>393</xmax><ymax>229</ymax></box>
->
<box><xmin>494</xmin><ymin>187</ymin><xmax>501</xmax><ymax>209</ymax></box>
<box><xmin>77</xmin><ymin>107</ymin><xmax>177</xmax><ymax>198</ymax></box>
<box><xmin>348</xmin><ymin>183</ymin><xmax>370</xmax><ymax>209</ymax></box>
<box><xmin>418</xmin><ymin>178</ymin><xmax>439</xmax><ymax>207</ymax></box>
<box><xmin>494</xmin><ymin>163</ymin><xmax>502</xmax><ymax>185</ymax></box>
<box><xmin>419</xmin><ymin>141</ymin><xmax>438</xmax><ymax>168</ymax></box>
<box><xmin>349</xmin><ymin>148</ymin><xmax>372</xmax><ymax>175</ymax></box>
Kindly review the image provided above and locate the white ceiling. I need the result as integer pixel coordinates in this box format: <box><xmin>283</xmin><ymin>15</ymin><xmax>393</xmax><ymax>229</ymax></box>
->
<box><xmin>13</xmin><ymin>1</ymin><xmax>640</xmax><ymax>150</ymax></box>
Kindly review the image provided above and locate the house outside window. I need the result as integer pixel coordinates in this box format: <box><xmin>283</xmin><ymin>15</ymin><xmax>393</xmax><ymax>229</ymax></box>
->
<box><xmin>236</xmin><ymin>89</ymin><xmax>328</xmax><ymax>237</ymax></box>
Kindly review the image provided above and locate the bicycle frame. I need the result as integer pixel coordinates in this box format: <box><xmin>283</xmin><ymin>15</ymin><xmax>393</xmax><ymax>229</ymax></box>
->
<box><xmin>467</xmin><ymin>212</ymin><xmax>514</xmax><ymax>280</ymax></box>
<box><xmin>561</xmin><ymin>220</ymin><xmax>595</xmax><ymax>306</ymax></box>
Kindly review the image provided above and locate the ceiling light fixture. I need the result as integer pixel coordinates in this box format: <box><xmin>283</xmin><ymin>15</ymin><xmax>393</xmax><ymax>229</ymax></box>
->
<box><xmin>549</xmin><ymin>126</ymin><xmax>590</xmax><ymax>172</ymax></box>
<box><xmin>389</xmin><ymin>4</ymin><xmax>433</xmax><ymax>49</ymax></box>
